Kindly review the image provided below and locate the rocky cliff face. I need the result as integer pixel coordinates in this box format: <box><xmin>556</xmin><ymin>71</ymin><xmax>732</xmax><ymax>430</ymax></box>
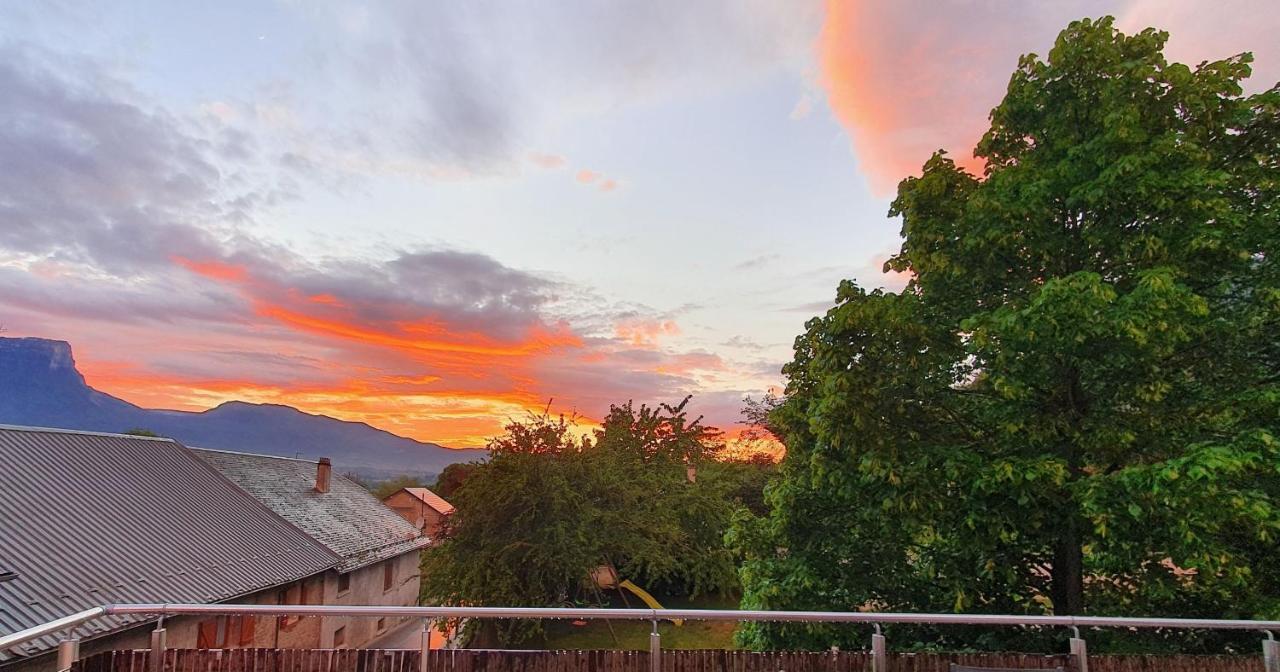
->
<box><xmin>0</xmin><ymin>337</ymin><xmax>485</xmax><ymax>475</ymax></box>
<box><xmin>0</xmin><ymin>337</ymin><xmax>142</xmax><ymax>427</ymax></box>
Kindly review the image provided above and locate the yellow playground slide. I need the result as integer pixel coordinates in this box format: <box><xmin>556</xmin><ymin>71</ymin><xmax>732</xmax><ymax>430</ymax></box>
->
<box><xmin>618</xmin><ymin>579</ymin><xmax>683</xmax><ymax>626</ymax></box>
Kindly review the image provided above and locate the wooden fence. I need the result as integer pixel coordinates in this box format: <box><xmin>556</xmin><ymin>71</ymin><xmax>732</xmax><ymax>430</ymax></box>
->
<box><xmin>71</xmin><ymin>648</ymin><xmax>1264</xmax><ymax>672</ymax></box>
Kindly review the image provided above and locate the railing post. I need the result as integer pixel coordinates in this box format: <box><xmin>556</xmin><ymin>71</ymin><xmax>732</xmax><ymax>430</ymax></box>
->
<box><xmin>1263</xmin><ymin>632</ymin><xmax>1279</xmax><ymax>672</ymax></box>
<box><xmin>649</xmin><ymin>620</ymin><xmax>661</xmax><ymax>672</ymax></box>
<box><xmin>1069</xmin><ymin>627</ymin><xmax>1088</xmax><ymax>672</ymax></box>
<box><xmin>420</xmin><ymin>622</ymin><xmax>431</xmax><ymax>672</ymax></box>
<box><xmin>150</xmin><ymin>624</ymin><xmax>167</xmax><ymax>672</ymax></box>
<box><xmin>870</xmin><ymin>625</ymin><xmax>886</xmax><ymax>672</ymax></box>
<box><xmin>56</xmin><ymin>637</ymin><xmax>79</xmax><ymax>672</ymax></box>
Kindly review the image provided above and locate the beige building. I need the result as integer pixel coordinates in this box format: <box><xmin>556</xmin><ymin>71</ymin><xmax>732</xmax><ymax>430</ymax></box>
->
<box><xmin>0</xmin><ymin>425</ymin><xmax>435</xmax><ymax>672</ymax></box>
<box><xmin>382</xmin><ymin>487</ymin><xmax>455</xmax><ymax>538</ymax></box>
<box><xmin>0</xmin><ymin>426</ymin><xmax>340</xmax><ymax>672</ymax></box>
<box><xmin>194</xmin><ymin>450</ymin><xmax>430</xmax><ymax>650</ymax></box>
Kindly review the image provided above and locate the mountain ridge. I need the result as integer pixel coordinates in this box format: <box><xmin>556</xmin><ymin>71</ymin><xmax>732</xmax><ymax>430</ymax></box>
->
<box><xmin>0</xmin><ymin>336</ymin><xmax>486</xmax><ymax>475</ymax></box>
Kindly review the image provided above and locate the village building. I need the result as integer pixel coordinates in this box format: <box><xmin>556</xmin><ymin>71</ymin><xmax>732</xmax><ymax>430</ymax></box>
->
<box><xmin>0</xmin><ymin>426</ymin><xmax>339</xmax><ymax>672</ymax></box>
<box><xmin>193</xmin><ymin>450</ymin><xmax>430</xmax><ymax>650</ymax></box>
<box><xmin>381</xmin><ymin>488</ymin><xmax>455</xmax><ymax>538</ymax></box>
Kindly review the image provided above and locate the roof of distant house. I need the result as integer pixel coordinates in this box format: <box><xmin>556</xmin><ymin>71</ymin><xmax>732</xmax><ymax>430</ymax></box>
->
<box><xmin>194</xmin><ymin>449</ymin><xmax>430</xmax><ymax>572</ymax></box>
<box><xmin>0</xmin><ymin>425</ymin><xmax>339</xmax><ymax>664</ymax></box>
<box><xmin>397</xmin><ymin>487</ymin><xmax>455</xmax><ymax>516</ymax></box>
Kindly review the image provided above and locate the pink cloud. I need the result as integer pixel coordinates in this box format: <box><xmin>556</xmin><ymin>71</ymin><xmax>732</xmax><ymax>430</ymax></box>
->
<box><xmin>814</xmin><ymin>0</ymin><xmax>1280</xmax><ymax>196</ymax></box>
<box><xmin>527</xmin><ymin>151</ymin><xmax>567</xmax><ymax>169</ymax></box>
<box><xmin>576</xmin><ymin>169</ymin><xmax>600</xmax><ymax>184</ymax></box>
<box><xmin>615</xmin><ymin>318</ymin><xmax>680</xmax><ymax>348</ymax></box>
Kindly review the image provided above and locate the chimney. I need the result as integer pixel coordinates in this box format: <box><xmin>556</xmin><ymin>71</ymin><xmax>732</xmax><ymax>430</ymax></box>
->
<box><xmin>315</xmin><ymin>457</ymin><xmax>332</xmax><ymax>493</ymax></box>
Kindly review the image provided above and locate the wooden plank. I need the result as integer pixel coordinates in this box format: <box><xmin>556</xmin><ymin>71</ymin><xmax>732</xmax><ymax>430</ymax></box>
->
<box><xmin>69</xmin><ymin>649</ymin><xmax>1267</xmax><ymax>672</ymax></box>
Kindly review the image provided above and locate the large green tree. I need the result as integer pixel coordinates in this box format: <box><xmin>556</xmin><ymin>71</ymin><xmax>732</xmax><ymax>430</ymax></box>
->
<box><xmin>735</xmin><ymin>17</ymin><xmax>1280</xmax><ymax>651</ymax></box>
<box><xmin>420</xmin><ymin>398</ymin><xmax>739</xmax><ymax>643</ymax></box>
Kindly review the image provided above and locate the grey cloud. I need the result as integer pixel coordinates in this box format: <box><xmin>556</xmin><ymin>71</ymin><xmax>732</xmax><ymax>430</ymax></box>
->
<box><xmin>732</xmin><ymin>253</ymin><xmax>781</xmax><ymax>271</ymax></box>
<box><xmin>273</xmin><ymin>249</ymin><xmax>565</xmax><ymax>340</ymax></box>
<box><xmin>0</xmin><ymin>266</ymin><xmax>248</xmax><ymax>326</ymax></box>
<box><xmin>722</xmin><ymin>335</ymin><xmax>766</xmax><ymax>351</ymax></box>
<box><xmin>0</xmin><ymin>43</ymin><xmax>565</xmax><ymax>343</ymax></box>
<box><xmin>294</xmin><ymin>1</ymin><xmax>819</xmax><ymax>176</ymax></box>
<box><xmin>0</xmin><ymin>45</ymin><xmax>281</xmax><ymax>272</ymax></box>
<box><xmin>783</xmin><ymin>300</ymin><xmax>835</xmax><ymax>314</ymax></box>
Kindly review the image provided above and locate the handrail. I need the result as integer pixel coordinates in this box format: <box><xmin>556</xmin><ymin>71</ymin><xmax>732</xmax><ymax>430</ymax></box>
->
<box><xmin>102</xmin><ymin>604</ymin><xmax>1280</xmax><ymax>632</ymax></box>
<box><xmin>0</xmin><ymin>607</ymin><xmax>106</xmax><ymax>651</ymax></box>
<box><xmin>5</xmin><ymin>604</ymin><xmax>1280</xmax><ymax>656</ymax></box>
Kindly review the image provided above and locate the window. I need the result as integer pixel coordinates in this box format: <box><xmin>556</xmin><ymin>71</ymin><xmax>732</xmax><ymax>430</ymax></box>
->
<box><xmin>337</xmin><ymin>572</ymin><xmax>351</xmax><ymax>594</ymax></box>
<box><xmin>333</xmin><ymin>626</ymin><xmax>346</xmax><ymax>648</ymax></box>
<box><xmin>225</xmin><ymin>616</ymin><xmax>241</xmax><ymax>648</ymax></box>
<box><xmin>237</xmin><ymin>615</ymin><xmax>257</xmax><ymax>647</ymax></box>
<box><xmin>383</xmin><ymin>561</ymin><xmax>395</xmax><ymax>592</ymax></box>
<box><xmin>197</xmin><ymin>618</ymin><xmax>223</xmax><ymax>649</ymax></box>
<box><xmin>376</xmin><ymin>617</ymin><xmax>387</xmax><ymax>632</ymax></box>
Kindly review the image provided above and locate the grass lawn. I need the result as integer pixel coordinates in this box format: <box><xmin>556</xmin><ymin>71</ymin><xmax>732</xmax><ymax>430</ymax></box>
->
<box><xmin>529</xmin><ymin>591</ymin><xmax>743</xmax><ymax>650</ymax></box>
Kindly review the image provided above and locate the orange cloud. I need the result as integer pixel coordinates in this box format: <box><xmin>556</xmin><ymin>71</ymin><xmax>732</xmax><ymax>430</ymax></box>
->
<box><xmin>527</xmin><ymin>152</ymin><xmax>567</xmax><ymax>169</ymax></box>
<box><xmin>816</xmin><ymin>0</ymin><xmax>989</xmax><ymax>195</ymax></box>
<box><xmin>815</xmin><ymin>1</ymin><xmax>1280</xmax><ymax>196</ymax></box>
<box><xmin>615</xmin><ymin>318</ymin><xmax>679</xmax><ymax>347</ymax></box>
<box><xmin>13</xmin><ymin>247</ymin><xmax>777</xmax><ymax>449</ymax></box>
<box><xmin>576</xmin><ymin>169</ymin><xmax>600</xmax><ymax>184</ymax></box>
<box><xmin>256</xmin><ymin>304</ymin><xmax>580</xmax><ymax>358</ymax></box>
<box><xmin>172</xmin><ymin>256</ymin><xmax>249</xmax><ymax>282</ymax></box>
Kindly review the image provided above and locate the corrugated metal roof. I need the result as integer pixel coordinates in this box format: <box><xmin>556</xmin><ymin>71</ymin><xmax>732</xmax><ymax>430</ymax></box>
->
<box><xmin>193</xmin><ymin>450</ymin><xmax>429</xmax><ymax>573</ymax></box>
<box><xmin>401</xmin><ymin>487</ymin><xmax>455</xmax><ymax>515</ymax></box>
<box><xmin>0</xmin><ymin>425</ymin><xmax>340</xmax><ymax>664</ymax></box>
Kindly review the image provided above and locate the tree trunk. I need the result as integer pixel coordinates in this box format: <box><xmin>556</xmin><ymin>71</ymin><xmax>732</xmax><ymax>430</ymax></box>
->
<box><xmin>1051</xmin><ymin>511</ymin><xmax>1085</xmax><ymax>615</ymax></box>
<box><xmin>1052</xmin><ymin>369</ymin><xmax>1087</xmax><ymax>615</ymax></box>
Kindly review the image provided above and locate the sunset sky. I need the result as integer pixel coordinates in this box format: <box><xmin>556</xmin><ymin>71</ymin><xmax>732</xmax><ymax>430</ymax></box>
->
<box><xmin>2</xmin><ymin>1</ymin><xmax>1277</xmax><ymax>447</ymax></box>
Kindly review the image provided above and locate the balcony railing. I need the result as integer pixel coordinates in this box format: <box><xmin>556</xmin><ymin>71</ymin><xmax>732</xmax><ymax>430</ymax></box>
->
<box><xmin>3</xmin><ymin>604</ymin><xmax>1279</xmax><ymax>672</ymax></box>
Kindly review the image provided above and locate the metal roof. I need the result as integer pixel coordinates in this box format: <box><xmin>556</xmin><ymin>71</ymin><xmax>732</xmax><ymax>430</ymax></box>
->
<box><xmin>193</xmin><ymin>449</ymin><xmax>430</xmax><ymax>573</ymax></box>
<box><xmin>0</xmin><ymin>425</ymin><xmax>340</xmax><ymax>664</ymax></box>
<box><xmin>399</xmin><ymin>487</ymin><xmax>455</xmax><ymax>515</ymax></box>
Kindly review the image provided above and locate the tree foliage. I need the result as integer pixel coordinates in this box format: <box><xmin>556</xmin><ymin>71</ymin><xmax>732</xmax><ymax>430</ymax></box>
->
<box><xmin>420</xmin><ymin>398</ymin><xmax>740</xmax><ymax>643</ymax></box>
<box><xmin>432</xmin><ymin>462</ymin><xmax>478</xmax><ymax>498</ymax></box>
<box><xmin>735</xmin><ymin>17</ymin><xmax>1280</xmax><ymax>652</ymax></box>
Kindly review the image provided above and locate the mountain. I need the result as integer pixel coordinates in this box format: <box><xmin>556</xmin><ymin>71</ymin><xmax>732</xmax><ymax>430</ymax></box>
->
<box><xmin>0</xmin><ymin>337</ymin><xmax>486</xmax><ymax>476</ymax></box>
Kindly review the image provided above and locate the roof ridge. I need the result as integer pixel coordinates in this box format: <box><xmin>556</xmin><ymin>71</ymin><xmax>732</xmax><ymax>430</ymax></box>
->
<box><xmin>189</xmin><ymin>446</ymin><xmax>320</xmax><ymax>464</ymax></box>
<box><xmin>0</xmin><ymin>424</ymin><xmax>176</xmax><ymax>442</ymax></box>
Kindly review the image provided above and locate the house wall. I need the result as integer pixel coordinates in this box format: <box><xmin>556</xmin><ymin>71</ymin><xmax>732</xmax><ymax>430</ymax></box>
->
<box><xmin>3</xmin><ymin>575</ymin><xmax>326</xmax><ymax>672</ymax></box>
<box><xmin>383</xmin><ymin>490</ymin><xmax>421</xmax><ymax>528</ymax></box>
<box><xmin>382</xmin><ymin>492</ymin><xmax>448</xmax><ymax>538</ymax></box>
<box><xmin>4</xmin><ymin>553</ymin><xmax>422</xmax><ymax>672</ymax></box>
<box><xmin>318</xmin><ymin>551</ymin><xmax>422</xmax><ymax>650</ymax></box>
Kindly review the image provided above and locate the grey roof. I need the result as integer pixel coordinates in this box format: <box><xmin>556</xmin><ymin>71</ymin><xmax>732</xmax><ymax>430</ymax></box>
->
<box><xmin>0</xmin><ymin>425</ymin><xmax>339</xmax><ymax>664</ymax></box>
<box><xmin>193</xmin><ymin>449</ymin><xmax>429</xmax><ymax>572</ymax></box>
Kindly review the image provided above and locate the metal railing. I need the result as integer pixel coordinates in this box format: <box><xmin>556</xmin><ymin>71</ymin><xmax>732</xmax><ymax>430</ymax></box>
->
<box><xmin>4</xmin><ymin>604</ymin><xmax>1280</xmax><ymax>672</ymax></box>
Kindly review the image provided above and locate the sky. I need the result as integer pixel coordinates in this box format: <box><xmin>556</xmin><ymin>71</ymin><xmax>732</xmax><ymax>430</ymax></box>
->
<box><xmin>1</xmin><ymin>1</ymin><xmax>1277</xmax><ymax>448</ymax></box>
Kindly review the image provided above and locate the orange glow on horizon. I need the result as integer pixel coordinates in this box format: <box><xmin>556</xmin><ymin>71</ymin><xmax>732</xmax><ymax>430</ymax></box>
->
<box><xmin>257</xmin><ymin>304</ymin><xmax>582</xmax><ymax>358</ymax></box>
<box><xmin>55</xmin><ymin>253</ymin><xmax>780</xmax><ymax>450</ymax></box>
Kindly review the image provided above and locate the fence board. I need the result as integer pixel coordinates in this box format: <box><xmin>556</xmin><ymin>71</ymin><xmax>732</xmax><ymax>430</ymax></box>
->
<box><xmin>72</xmin><ymin>648</ymin><xmax>1265</xmax><ymax>672</ymax></box>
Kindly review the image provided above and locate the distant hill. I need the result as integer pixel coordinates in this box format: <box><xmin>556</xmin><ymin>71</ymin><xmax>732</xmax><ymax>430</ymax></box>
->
<box><xmin>0</xmin><ymin>337</ymin><xmax>487</xmax><ymax>476</ymax></box>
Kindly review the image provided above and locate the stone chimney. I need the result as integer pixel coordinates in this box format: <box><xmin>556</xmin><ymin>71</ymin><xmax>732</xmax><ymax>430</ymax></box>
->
<box><xmin>315</xmin><ymin>457</ymin><xmax>332</xmax><ymax>493</ymax></box>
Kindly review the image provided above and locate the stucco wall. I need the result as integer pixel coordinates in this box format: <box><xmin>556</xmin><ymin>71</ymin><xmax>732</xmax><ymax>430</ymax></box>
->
<box><xmin>2</xmin><ymin>575</ymin><xmax>328</xmax><ymax>672</ymax></box>
<box><xmin>3</xmin><ymin>553</ymin><xmax>422</xmax><ymax>672</ymax></box>
<box><xmin>382</xmin><ymin>492</ymin><xmax>448</xmax><ymax>538</ymax></box>
<box><xmin>319</xmin><ymin>551</ymin><xmax>422</xmax><ymax>649</ymax></box>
